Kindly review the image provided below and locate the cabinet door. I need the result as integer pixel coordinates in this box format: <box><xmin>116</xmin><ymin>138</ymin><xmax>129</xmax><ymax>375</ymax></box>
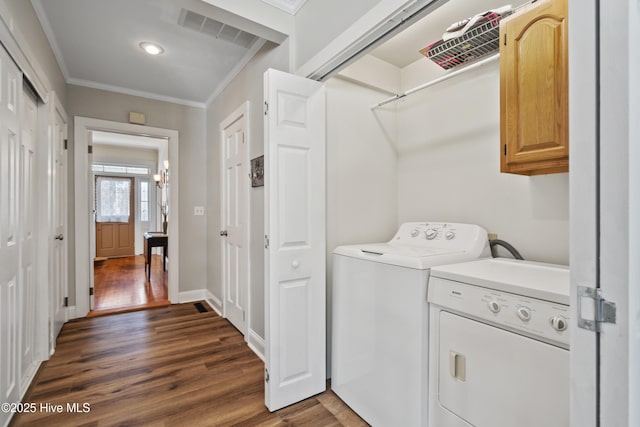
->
<box><xmin>500</xmin><ymin>0</ymin><xmax>568</xmax><ymax>175</ymax></box>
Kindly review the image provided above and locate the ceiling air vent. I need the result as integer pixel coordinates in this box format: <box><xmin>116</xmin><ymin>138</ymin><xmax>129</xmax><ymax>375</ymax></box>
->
<box><xmin>178</xmin><ymin>9</ymin><xmax>258</xmax><ymax>48</ymax></box>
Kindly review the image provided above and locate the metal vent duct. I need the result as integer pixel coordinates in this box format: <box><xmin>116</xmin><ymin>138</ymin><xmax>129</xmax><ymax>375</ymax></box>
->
<box><xmin>178</xmin><ymin>9</ymin><xmax>258</xmax><ymax>48</ymax></box>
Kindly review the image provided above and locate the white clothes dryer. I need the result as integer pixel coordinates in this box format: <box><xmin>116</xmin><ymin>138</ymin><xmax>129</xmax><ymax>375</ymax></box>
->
<box><xmin>428</xmin><ymin>258</ymin><xmax>570</xmax><ymax>427</ymax></box>
<box><xmin>331</xmin><ymin>222</ymin><xmax>490</xmax><ymax>427</ymax></box>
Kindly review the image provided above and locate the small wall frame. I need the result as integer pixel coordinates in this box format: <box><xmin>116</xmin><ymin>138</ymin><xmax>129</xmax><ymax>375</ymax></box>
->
<box><xmin>250</xmin><ymin>155</ymin><xmax>264</xmax><ymax>187</ymax></box>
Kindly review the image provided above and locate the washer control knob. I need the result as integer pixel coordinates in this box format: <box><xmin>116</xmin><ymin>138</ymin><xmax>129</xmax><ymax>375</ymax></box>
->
<box><xmin>445</xmin><ymin>231</ymin><xmax>455</xmax><ymax>240</ymax></box>
<box><xmin>488</xmin><ymin>300</ymin><xmax>501</xmax><ymax>313</ymax></box>
<box><xmin>550</xmin><ymin>315</ymin><xmax>568</xmax><ymax>332</ymax></box>
<box><xmin>425</xmin><ymin>229</ymin><xmax>438</xmax><ymax>240</ymax></box>
<box><xmin>411</xmin><ymin>228</ymin><xmax>420</xmax><ymax>237</ymax></box>
<box><xmin>516</xmin><ymin>306</ymin><xmax>531</xmax><ymax>321</ymax></box>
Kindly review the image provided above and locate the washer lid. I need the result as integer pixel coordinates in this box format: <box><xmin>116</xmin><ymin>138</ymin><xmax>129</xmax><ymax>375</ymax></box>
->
<box><xmin>333</xmin><ymin>243</ymin><xmax>471</xmax><ymax>270</ymax></box>
<box><xmin>430</xmin><ymin>258</ymin><xmax>570</xmax><ymax>304</ymax></box>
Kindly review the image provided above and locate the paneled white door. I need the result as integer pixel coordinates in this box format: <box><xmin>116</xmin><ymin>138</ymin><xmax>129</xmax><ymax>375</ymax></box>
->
<box><xmin>50</xmin><ymin>100</ymin><xmax>67</xmax><ymax>345</ymax></box>
<box><xmin>220</xmin><ymin>103</ymin><xmax>249</xmax><ymax>334</ymax></box>
<box><xmin>264</xmin><ymin>69</ymin><xmax>326</xmax><ymax>411</ymax></box>
<box><xmin>0</xmin><ymin>44</ymin><xmax>22</xmax><ymax>424</ymax></box>
<box><xmin>19</xmin><ymin>85</ymin><xmax>38</xmax><ymax>391</ymax></box>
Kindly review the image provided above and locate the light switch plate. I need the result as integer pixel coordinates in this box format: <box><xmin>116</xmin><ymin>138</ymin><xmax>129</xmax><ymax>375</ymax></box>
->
<box><xmin>194</xmin><ymin>206</ymin><xmax>205</xmax><ymax>216</ymax></box>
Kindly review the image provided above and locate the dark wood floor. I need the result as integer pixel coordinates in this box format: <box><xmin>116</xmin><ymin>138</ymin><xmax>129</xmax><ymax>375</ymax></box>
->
<box><xmin>11</xmin><ymin>303</ymin><xmax>367</xmax><ymax>426</ymax></box>
<box><xmin>91</xmin><ymin>255</ymin><xmax>169</xmax><ymax>316</ymax></box>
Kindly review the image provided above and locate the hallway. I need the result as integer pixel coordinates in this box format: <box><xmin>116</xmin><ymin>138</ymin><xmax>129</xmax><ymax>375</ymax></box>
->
<box><xmin>11</xmin><ymin>304</ymin><xmax>365</xmax><ymax>426</ymax></box>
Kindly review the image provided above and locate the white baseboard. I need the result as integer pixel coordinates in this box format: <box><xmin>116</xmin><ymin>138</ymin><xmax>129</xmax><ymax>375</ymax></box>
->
<box><xmin>178</xmin><ymin>289</ymin><xmax>207</xmax><ymax>303</ymax></box>
<box><xmin>205</xmin><ymin>290</ymin><xmax>223</xmax><ymax>316</ymax></box>
<box><xmin>66</xmin><ymin>305</ymin><xmax>77</xmax><ymax>320</ymax></box>
<box><xmin>247</xmin><ymin>328</ymin><xmax>265</xmax><ymax>361</ymax></box>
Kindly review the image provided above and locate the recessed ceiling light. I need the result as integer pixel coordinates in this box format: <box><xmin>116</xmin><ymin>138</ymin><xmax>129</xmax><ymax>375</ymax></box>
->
<box><xmin>139</xmin><ymin>42</ymin><xmax>164</xmax><ymax>55</ymax></box>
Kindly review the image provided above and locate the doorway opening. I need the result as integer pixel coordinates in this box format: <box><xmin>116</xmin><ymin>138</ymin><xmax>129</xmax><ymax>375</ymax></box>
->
<box><xmin>82</xmin><ymin>128</ymin><xmax>174</xmax><ymax>316</ymax></box>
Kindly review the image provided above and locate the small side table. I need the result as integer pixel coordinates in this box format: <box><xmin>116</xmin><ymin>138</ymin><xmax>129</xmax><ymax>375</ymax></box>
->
<box><xmin>143</xmin><ymin>232</ymin><xmax>168</xmax><ymax>282</ymax></box>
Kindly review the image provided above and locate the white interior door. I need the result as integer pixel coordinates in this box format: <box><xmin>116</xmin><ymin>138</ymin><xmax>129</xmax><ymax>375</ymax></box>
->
<box><xmin>50</xmin><ymin>99</ymin><xmax>67</xmax><ymax>344</ymax></box>
<box><xmin>0</xmin><ymin>44</ymin><xmax>22</xmax><ymax>421</ymax></box>
<box><xmin>264</xmin><ymin>68</ymin><xmax>326</xmax><ymax>411</ymax></box>
<box><xmin>19</xmin><ymin>84</ymin><xmax>38</xmax><ymax>391</ymax></box>
<box><xmin>220</xmin><ymin>102</ymin><xmax>249</xmax><ymax>334</ymax></box>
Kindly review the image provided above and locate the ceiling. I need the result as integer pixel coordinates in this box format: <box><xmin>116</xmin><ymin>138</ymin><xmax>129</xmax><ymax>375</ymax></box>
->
<box><xmin>31</xmin><ymin>0</ymin><xmax>525</xmax><ymax>107</ymax></box>
<box><xmin>32</xmin><ymin>0</ymin><xmax>283</xmax><ymax>107</ymax></box>
<box><xmin>371</xmin><ymin>0</ymin><xmax>528</xmax><ymax>69</ymax></box>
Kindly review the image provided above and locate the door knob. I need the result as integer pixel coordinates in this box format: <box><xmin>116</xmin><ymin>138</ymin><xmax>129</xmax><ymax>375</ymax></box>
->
<box><xmin>220</xmin><ymin>230</ymin><xmax>228</xmax><ymax>236</ymax></box>
<box><xmin>55</xmin><ymin>234</ymin><xmax>64</xmax><ymax>241</ymax></box>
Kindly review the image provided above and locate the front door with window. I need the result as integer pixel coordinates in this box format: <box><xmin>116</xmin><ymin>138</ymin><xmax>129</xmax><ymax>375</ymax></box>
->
<box><xmin>95</xmin><ymin>176</ymin><xmax>134</xmax><ymax>257</ymax></box>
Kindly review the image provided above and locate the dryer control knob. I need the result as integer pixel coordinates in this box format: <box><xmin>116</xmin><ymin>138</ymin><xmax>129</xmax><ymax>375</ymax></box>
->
<box><xmin>425</xmin><ymin>229</ymin><xmax>438</xmax><ymax>240</ymax></box>
<box><xmin>488</xmin><ymin>300</ymin><xmax>501</xmax><ymax>313</ymax></box>
<box><xmin>445</xmin><ymin>231</ymin><xmax>455</xmax><ymax>240</ymax></box>
<box><xmin>411</xmin><ymin>228</ymin><xmax>420</xmax><ymax>237</ymax></box>
<box><xmin>516</xmin><ymin>306</ymin><xmax>531</xmax><ymax>321</ymax></box>
<box><xmin>550</xmin><ymin>315</ymin><xmax>568</xmax><ymax>332</ymax></box>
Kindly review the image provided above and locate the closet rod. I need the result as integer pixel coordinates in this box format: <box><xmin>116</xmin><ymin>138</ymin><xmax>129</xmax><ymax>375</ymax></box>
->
<box><xmin>370</xmin><ymin>52</ymin><xmax>500</xmax><ymax>109</ymax></box>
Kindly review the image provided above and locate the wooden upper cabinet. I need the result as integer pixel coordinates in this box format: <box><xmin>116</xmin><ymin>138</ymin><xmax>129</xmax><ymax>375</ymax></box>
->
<box><xmin>500</xmin><ymin>0</ymin><xmax>568</xmax><ymax>175</ymax></box>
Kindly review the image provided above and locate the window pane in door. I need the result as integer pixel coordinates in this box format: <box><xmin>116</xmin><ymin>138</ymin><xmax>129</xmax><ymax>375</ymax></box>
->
<box><xmin>96</xmin><ymin>176</ymin><xmax>131</xmax><ymax>222</ymax></box>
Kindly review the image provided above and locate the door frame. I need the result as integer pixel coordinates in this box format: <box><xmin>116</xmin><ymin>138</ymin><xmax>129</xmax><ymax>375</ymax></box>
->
<box><xmin>220</xmin><ymin>101</ymin><xmax>251</xmax><ymax>337</ymax></box>
<box><xmin>568</xmin><ymin>0</ymin><xmax>597</xmax><ymax>425</ymax></box>
<box><xmin>74</xmin><ymin>117</ymin><xmax>179</xmax><ymax>317</ymax></box>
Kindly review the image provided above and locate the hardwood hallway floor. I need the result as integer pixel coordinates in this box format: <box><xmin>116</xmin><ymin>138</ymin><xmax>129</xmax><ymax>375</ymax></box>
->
<box><xmin>11</xmin><ymin>303</ymin><xmax>367</xmax><ymax>427</ymax></box>
<box><xmin>90</xmin><ymin>255</ymin><xmax>170</xmax><ymax>316</ymax></box>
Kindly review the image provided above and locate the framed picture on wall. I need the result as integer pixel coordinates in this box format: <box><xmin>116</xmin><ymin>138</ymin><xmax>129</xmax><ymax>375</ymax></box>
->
<box><xmin>251</xmin><ymin>155</ymin><xmax>264</xmax><ymax>187</ymax></box>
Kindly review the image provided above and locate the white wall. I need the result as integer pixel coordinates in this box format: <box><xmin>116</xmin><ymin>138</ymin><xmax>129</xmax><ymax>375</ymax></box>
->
<box><xmin>92</xmin><ymin>144</ymin><xmax>157</xmax><ymax>165</ymax></box>
<box><xmin>396</xmin><ymin>58</ymin><xmax>569</xmax><ymax>265</ymax></box>
<box><xmin>325</xmin><ymin>76</ymin><xmax>399</xmax><ymax>372</ymax></box>
<box><xmin>326</xmin><ymin>77</ymin><xmax>398</xmax><ymax>254</ymax></box>
<box><xmin>206</xmin><ymin>41</ymin><xmax>290</xmax><ymax>343</ymax></box>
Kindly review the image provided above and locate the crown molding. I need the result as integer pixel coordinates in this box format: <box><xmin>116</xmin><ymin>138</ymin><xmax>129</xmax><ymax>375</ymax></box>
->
<box><xmin>261</xmin><ymin>0</ymin><xmax>308</xmax><ymax>15</ymax></box>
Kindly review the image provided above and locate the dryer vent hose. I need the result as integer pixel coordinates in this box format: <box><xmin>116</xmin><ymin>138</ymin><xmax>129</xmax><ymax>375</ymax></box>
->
<box><xmin>489</xmin><ymin>239</ymin><xmax>524</xmax><ymax>260</ymax></box>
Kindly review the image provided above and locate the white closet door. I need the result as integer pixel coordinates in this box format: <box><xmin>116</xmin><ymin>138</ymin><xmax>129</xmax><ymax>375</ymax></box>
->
<box><xmin>0</xmin><ymin>44</ymin><xmax>22</xmax><ymax>424</ymax></box>
<box><xmin>19</xmin><ymin>85</ymin><xmax>38</xmax><ymax>391</ymax></box>
<box><xmin>264</xmin><ymin>68</ymin><xmax>326</xmax><ymax>411</ymax></box>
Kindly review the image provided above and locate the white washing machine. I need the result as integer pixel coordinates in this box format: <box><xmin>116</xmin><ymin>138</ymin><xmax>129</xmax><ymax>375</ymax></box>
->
<box><xmin>331</xmin><ymin>222</ymin><xmax>490</xmax><ymax>427</ymax></box>
<box><xmin>427</xmin><ymin>258</ymin><xmax>570</xmax><ymax>427</ymax></box>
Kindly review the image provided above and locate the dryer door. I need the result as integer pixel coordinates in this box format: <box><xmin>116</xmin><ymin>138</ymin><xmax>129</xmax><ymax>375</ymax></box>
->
<box><xmin>435</xmin><ymin>311</ymin><xmax>568</xmax><ymax>427</ymax></box>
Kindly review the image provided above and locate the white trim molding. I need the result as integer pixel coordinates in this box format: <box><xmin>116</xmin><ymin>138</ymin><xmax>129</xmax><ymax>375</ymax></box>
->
<box><xmin>261</xmin><ymin>0</ymin><xmax>308</xmax><ymax>15</ymax></box>
<box><xmin>74</xmin><ymin>117</ymin><xmax>180</xmax><ymax>317</ymax></box>
<box><xmin>67</xmin><ymin>78</ymin><xmax>206</xmax><ymax>109</ymax></box>
<box><xmin>178</xmin><ymin>290</ymin><xmax>207</xmax><ymax>303</ymax></box>
<box><xmin>247</xmin><ymin>329</ymin><xmax>265</xmax><ymax>361</ymax></box>
<box><xmin>205</xmin><ymin>291</ymin><xmax>223</xmax><ymax>316</ymax></box>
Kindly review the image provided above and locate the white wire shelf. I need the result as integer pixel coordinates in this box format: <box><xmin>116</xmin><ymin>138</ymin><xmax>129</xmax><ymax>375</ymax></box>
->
<box><xmin>421</xmin><ymin>18</ymin><xmax>503</xmax><ymax>70</ymax></box>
